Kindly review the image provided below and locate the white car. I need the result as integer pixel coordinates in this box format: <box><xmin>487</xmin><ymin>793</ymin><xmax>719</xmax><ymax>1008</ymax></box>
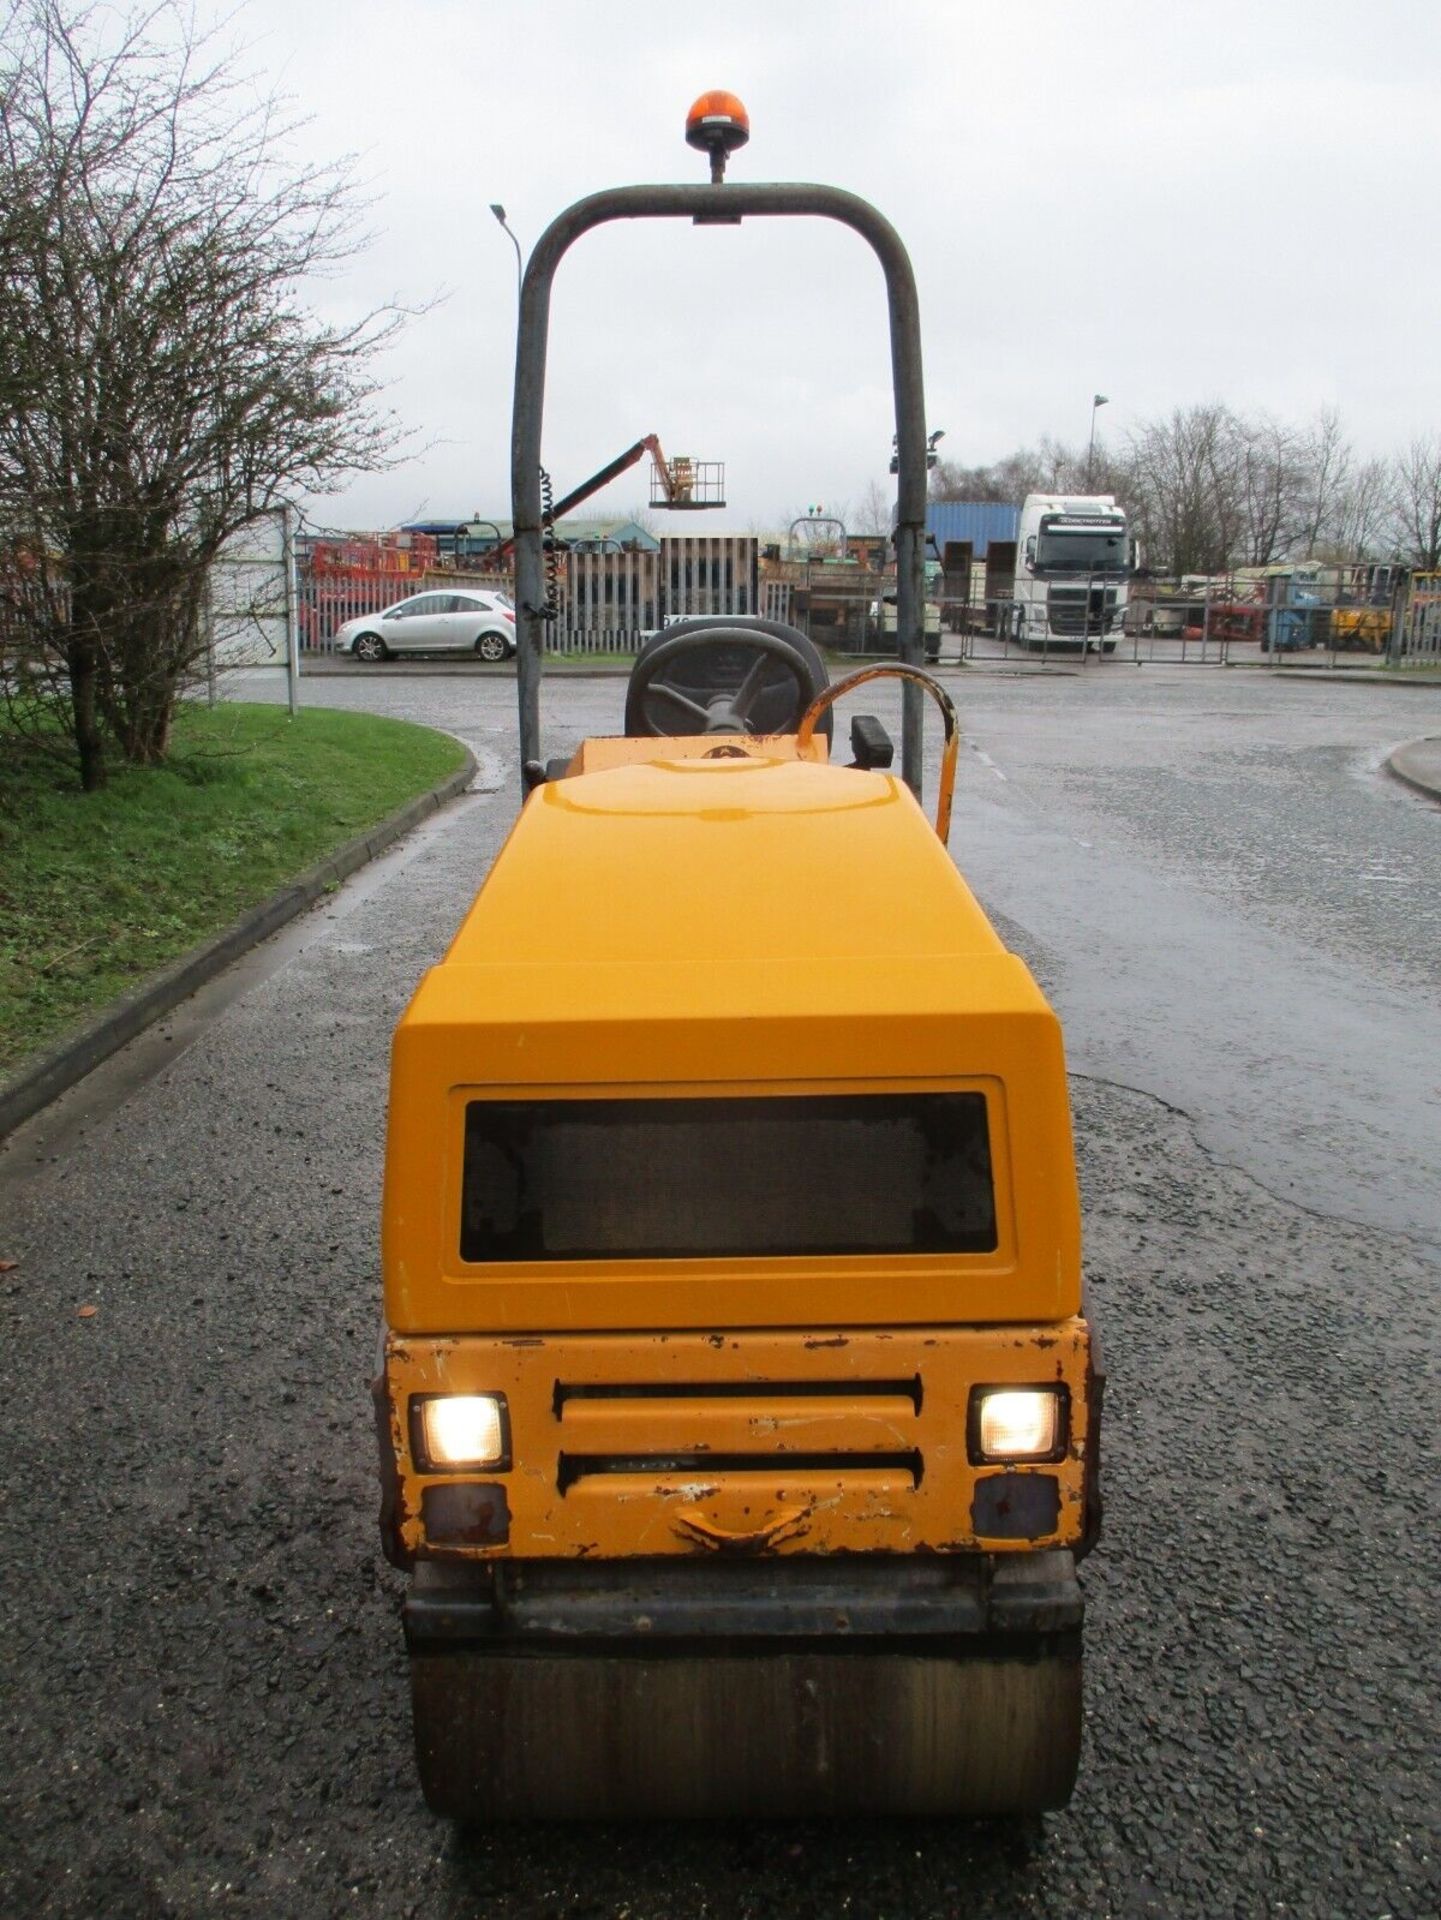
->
<box><xmin>337</xmin><ymin>589</ymin><xmax>516</xmax><ymax>663</ymax></box>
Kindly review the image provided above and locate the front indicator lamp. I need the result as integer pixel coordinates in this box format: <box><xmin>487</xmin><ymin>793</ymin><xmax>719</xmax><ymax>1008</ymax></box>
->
<box><xmin>969</xmin><ymin>1386</ymin><xmax>1067</xmax><ymax>1463</ymax></box>
<box><xmin>413</xmin><ymin>1394</ymin><xmax>510</xmax><ymax>1472</ymax></box>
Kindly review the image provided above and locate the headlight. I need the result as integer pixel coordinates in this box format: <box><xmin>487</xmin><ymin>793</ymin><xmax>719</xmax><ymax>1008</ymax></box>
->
<box><xmin>413</xmin><ymin>1394</ymin><xmax>510</xmax><ymax>1471</ymax></box>
<box><xmin>969</xmin><ymin>1386</ymin><xmax>1066</xmax><ymax>1463</ymax></box>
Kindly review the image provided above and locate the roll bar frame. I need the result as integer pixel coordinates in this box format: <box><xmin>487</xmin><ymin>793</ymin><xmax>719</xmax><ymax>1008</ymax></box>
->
<box><xmin>509</xmin><ymin>181</ymin><xmax>929</xmax><ymax>797</ymax></box>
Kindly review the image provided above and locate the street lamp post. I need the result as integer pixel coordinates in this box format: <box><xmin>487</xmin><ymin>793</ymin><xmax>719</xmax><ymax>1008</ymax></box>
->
<box><xmin>490</xmin><ymin>204</ymin><xmax>523</xmax><ymax>310</ymax></box>
<box><xmin>1089</xmin><ymin>391</ymin><xmax>1112</xmax><ymax>487</ymax></box>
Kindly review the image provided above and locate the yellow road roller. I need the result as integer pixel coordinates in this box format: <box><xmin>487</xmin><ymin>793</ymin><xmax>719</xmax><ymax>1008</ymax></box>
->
<box><xmin>373</xmin><ymin>97</ymin><xmax>1102</xmax><ymax>1820</ymax></box>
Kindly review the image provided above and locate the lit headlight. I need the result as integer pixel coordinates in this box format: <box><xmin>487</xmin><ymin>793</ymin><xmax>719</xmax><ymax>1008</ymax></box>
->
<box><xmin>970</xmin><ymin>1386</ymin><xmax>1066</xmax><ymax>1463</ymax></box>
<box><xmin>414</xmin><ymin>1394</ymin><xmax>510</xmax><ymax>1471</ymax></box>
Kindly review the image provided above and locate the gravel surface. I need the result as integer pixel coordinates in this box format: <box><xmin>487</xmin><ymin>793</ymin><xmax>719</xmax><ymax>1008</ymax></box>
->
<box><xmin>1</xmin><ymin>664</ymin><xmax>1437</xmax><ymax>1919</ymax></box>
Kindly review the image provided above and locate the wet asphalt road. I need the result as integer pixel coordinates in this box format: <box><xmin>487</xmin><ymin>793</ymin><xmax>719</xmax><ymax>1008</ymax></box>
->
<box><xmin>1</xmin><ymin>662</ymin><xmax>1438</xmax><ymax>1919</ymax></box>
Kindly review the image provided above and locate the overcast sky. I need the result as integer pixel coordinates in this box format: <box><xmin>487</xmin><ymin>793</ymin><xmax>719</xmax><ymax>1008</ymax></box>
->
<box><xmin>211</xmin><ymin>0</ymin><xmax>1441</xmax><ymax>533</ymax></box>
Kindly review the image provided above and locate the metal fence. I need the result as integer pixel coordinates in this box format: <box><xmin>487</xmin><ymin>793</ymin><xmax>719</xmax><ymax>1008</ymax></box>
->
<box><xmin>540</xmin><ymin>537</ymin><xmax>758</xmax><ymax>651</ymax></box>
<box><xmin>662</xmin><ymin>533</ymin><xmax>757</xmax><ymax>624</ymax></box>
<box><xmin>915</xmin><ymin>566</ymin><xmax>1437</xmax><ymax>669</ymax></box>
<box><xmin>734</xmin><ymin>572</ymin><xmax>1428</xmax><ymax>670</ymax></box>
<box><xmin>297</xmin><ymin>568</ymin><xmax>510</xmax><ymax>653</ymax></box>
<box><xmin>555</xmin><ymin>549</ymin><xmax>658</xmax><ymax>653</ymax></box>
<box><xmin>297</xmin><ymin>535</ymin><xmax>760</xmax><ymax>656</ymax></box>
<box><xmin>290</xmin><ymin>545</ymin><xmax>1441</xmax><ymax>670</ymax></box>
<box><xmin>1396</xmin><ymin>572</ymin><xmax>1441</xmax><ymax>665</ymax></box>
<box><xmin>760</xmin><ymin>581</ymin><xmax>793</xmax><ymax>625</ymax></box>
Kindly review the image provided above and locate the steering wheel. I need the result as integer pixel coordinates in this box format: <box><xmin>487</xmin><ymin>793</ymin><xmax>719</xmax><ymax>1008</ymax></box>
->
<box><xmin>624</xmin><ymin>618</ymin><xmax>832</xmax><ymax>741</ymax></box>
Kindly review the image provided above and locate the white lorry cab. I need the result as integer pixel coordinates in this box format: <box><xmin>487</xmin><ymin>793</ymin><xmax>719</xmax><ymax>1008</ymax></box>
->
<box><xmin>1006</xmin><ymin>494</ymin><xmax>1133</xmax><ymax>654</ymax></box>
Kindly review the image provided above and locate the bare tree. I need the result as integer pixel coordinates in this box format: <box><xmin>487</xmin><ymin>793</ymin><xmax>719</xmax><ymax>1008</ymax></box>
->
<box><xmin>1294</xmin><ymin>406</ymin><xmax>1352</xmax><ymax>557</ymax></box>
<box><xmin>1126</xmin><ymin>404</ymin><xmax>1246</xmax><ymax>576</ymax></box>
<box><xmin>1237</xmin><ymin>414</ymin><xmax>1302</xmax><ymax>566</ymax></box>
<box><xmin>0</xmin><ymin>0</ymin><xmax>406</xmax><ymax>788</ymax></box>
<box><xmin>1327</xmin><ymin>457</ymin><xmax>1392</xmax><ymax>561</ymax></box>
<box><xmin>854</xmin><ymin>477</ymin><xmax>893</xmax><ymax>535</ymax></box>
<box><xmin>917</xmin><ymin>401</ymin><xmax>1433</xmax><ymax>581</ymax></box>
<box><xmin>928</xmin><ymin>440</ymin><xmax>1081</xmax><ymax>506</ymax></box>
<box><xmin>1032</xmin><ymin>436</ymin><xmax>1085</xmax><ymax>493</ymax></box>
<box><xmin>1390</xmin><ymin>436</ymin><xmax>1441</xmax><ymax>570</ymax></box>
<box><xmin>619</xmin><ymin>503</ymin><xmax>662</xmax><ymax>538</ymax></box>
<box><xmin>928</xmin><ymin>458</ymin><xmax>1010</xmax><ymax>504</ymax></box>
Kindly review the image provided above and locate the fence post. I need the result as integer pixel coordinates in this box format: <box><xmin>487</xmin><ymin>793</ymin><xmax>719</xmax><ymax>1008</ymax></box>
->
<box><xmin>1200</xmin><ymin>576</ymin><xmax>1212</xmax><ymax>664</ymax></box>
<box><xmin>281</xmin><ymin>505</ymin><xmax>300</xmax><ymax>719</ymax></box>
<box><xmin>1388</xmin><ymin>573</ymin><xmax>1407</xmax><ymax>665</ymax></box>
<box><xmin>203</xmin><ymin>571</ymin><xmax>218</xmax><ymax>708</ymax></box>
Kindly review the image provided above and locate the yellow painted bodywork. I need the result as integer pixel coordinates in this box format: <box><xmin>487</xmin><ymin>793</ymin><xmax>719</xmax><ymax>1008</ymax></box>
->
<box><xmin>381</xmin><ymin>737</ymin><xmax>1092</xmax><ymax>1563</ymax></box>
<box><xmin>567</xmin><ymin>730</ymin><xmax>829</xmax><ymax>774</ymax></box>
<box><xmin>1329</xmin><ymin>607</ymin><xmax>1390</xmax><ymax>653</ymax></box>
<box><xmin>383</xmin><ymin>1321</ymin><xmax>1093</xmax><ymax>1561</ymax></box>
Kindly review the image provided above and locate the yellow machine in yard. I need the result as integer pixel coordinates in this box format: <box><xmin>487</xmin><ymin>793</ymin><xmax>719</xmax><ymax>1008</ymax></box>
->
<box><xmin>1328</xmin><ymin>605</ymin><xmax>1391</xmax><ymax>653</ymax></box>
<box><xmin>374</xmin><ymin>97</ymin><xmax>1103</xmax><ymax>1820</ymax></box>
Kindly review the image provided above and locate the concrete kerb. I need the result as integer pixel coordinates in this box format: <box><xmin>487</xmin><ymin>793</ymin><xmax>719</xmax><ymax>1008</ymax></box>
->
<box><xmin>1258</xmin><ymin>665</ymin><xmax>1441</xmax><ymax>689</ymax></box>
<box><xmin>1385</xmin><ymin>736</ymin><xmax>1441</xmax><ymax>804</ymax></box>
<box><xmin>0</xmin><ymin>747</ymin><xmax>479</xmax><ymax>1143</ymax></box>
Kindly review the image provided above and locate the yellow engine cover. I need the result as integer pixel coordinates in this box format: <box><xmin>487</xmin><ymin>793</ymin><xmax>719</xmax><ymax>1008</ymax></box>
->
<box><xmin>383</xmin><ymin>751</ymin><xmax>1082</xmax><ymax>1337</ymax></box>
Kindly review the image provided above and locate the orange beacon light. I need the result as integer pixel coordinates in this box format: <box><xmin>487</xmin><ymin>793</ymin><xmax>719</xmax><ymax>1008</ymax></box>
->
<box><xmin>685</xmin><ymin>91</ymin><xmax>750</xmax><ymax>181</ymax></box>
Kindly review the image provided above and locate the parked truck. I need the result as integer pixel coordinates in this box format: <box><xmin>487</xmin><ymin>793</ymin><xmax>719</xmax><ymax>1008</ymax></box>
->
<box><xmin>1000</xmin><ymin>494</ymin><xmax>1133</xmax><ymax>653</ymax></box>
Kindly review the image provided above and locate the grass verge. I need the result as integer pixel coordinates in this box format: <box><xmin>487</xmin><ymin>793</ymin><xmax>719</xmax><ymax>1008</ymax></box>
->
<box><xmin>0</xmin><ymin>702</ymin><xmax>468</xmax><ymax>1078</ymax></box>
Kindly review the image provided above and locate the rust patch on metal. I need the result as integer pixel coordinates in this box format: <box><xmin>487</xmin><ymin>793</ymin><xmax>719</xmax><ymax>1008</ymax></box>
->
<box><xmin>372</xmin><ymin>1370</ymin><xmax>414</xmax><ymax>1569</ymax></box>
<box><xmin>674</xmin><ymin>1504</ymin><xmax>813</xmax><ymax>1554</ymax></box>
